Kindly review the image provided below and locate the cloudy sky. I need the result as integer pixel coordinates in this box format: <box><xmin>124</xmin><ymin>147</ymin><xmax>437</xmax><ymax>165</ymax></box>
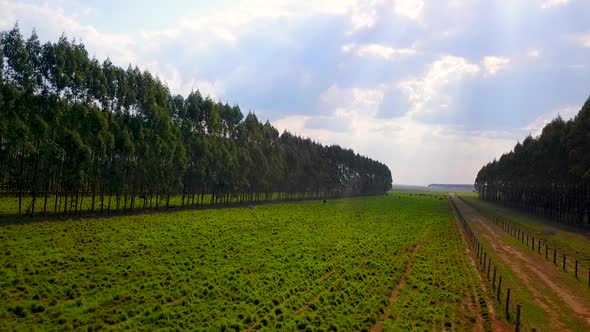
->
<box><xmin>2</xmin><ymin>0</ymin><xmax>590</xmax><ymax>185</ymax></box>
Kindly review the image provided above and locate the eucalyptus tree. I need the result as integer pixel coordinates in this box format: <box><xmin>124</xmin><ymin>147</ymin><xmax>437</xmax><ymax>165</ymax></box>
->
<box><xmin>476</xmin><ymin>97</ymin><xmax>590</xmax><ymax>225</ymax></box>
<box><xmin>0</xmin><ymin>26</ymin><xmax>393</xmax><ymax>217</ymax></box>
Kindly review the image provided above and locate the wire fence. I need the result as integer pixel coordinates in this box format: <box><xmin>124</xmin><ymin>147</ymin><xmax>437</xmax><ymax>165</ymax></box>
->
<box><xmin>459</xmin><ymin>196</ymin><xmax>590</xmax><ymax>288</ymax></box>
<box><xmin>451</xmin><ymin>198</ymin><xmax>539</xmax><ymax>332</ymax></box>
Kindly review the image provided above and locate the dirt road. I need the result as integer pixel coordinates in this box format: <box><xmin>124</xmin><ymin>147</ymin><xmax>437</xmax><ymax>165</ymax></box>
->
<box><xmin>452</xmin><ymin>196</ymin><xmax>590</xmax><ymax>331</ymax></box>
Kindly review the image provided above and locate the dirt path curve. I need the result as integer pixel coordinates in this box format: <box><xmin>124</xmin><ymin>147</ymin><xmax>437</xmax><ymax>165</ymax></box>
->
<box><xmin>452</xmin><ymin>196</ymin><xmax>590</xmax><ymax>331</ymax></box>
<box><xmin>370</xmin><ymin>242</ymin><xmax>423</xmax><ymax>332</ymax></box>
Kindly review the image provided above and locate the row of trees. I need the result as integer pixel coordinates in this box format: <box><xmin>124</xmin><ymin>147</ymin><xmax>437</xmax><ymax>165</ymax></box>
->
<box><xmin>0</xmin><ymin>25</ymin><xmax>392</xmax><ymax>217</ymax></box>
<box><xmin>475</xmin><ymin>96</ymin><xmax>590</xmax><ymax>226</ymax></box>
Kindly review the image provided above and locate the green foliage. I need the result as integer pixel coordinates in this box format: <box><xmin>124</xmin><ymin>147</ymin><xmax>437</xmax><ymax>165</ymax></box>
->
<box><xmin>0</xmin><ymin>195</ymin><xmax>484</xmax><ymax>330</ymax></box>
<box><xmin>0</xmin><ymin>26</ymin><xmax>392</xmax><ymax>215</ymax></box>
<box><xmin>475</xmin><ymin>97</ymin><xmax>590</xmax><ymax>224</ymax></box>
<box><xmin>477</xmin><ymin>98</ymin><xmax>590</xmax><ymax>185</ymax></box>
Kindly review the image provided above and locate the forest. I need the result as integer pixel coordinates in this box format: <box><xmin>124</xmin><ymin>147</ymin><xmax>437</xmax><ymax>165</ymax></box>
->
<box><xmin>0</xmin><ymin>25</ymin><xmax>392</xmax><ymax>217</ymax></box>
<box><xmin>475</xmin><ymin>97</ymin><xmax>590</xmax><ymax>226</ymax></box>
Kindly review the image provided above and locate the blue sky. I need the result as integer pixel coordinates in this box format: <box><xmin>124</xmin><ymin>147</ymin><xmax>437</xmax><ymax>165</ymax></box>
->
<box><xmin>2</xmin><ymin>0</ymin><xmax>590</xmax><ymax>185</ymax></box>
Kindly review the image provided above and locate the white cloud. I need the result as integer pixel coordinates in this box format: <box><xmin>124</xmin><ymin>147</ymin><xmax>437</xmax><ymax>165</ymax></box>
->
<box><xmin>566</xmin><ymin>32</ymin><xmax>590</xmax><ymax>48</ymax></box>
<box><xmin>394</xmin><ymin>0</ymin><xmax>425</xmax><ymax>22</ymax></box>
<box><xmin>4</xmin><ymin>0</ymin><xmax>585</xmax><ymax>186</ymax></box>
<box><xmin>319</xmin><ymin>84</ymin><xmax>386</xmax><ymax>117</ymax></box>
<box><xmin>274</xmin><ymin>84</ymin><xmax>518</xmax><ymax>185</ymax></box>
<box><xmin>541</xmin><ymin>0</ymin><xmax>570</xmax><ymax>9</ymax></box>
<box><xmin>349</xmin><ymin>1</ymin><xmax>382</xmax><ymax>32</ymax></box>
<box><xmin>0</xmin><ymin>1</ymin><xmax>137</xmax><ymax>66</ymax></box>
<box><xmin>399</xmin><ymin>55</ymin><xmax>480</xmax><ymax>114</ymax></box>
<box><xmin>166</xmin><ymin>0</ymin><xmax>384</xmax><ymax>35</ymax></box>
<box><xmin>526</xmin><ymin>49</ymin><xmax>541</xmax><ymax>58</ymax></box>
<box><xmin>482</xmin><ymin>56</ymin><xmax>510</xmax><ymax>76</ymax></box>
<box><xmin>341</xmin><ymin>43</ymin><xmax>417</xmax><ymax>59</ymax></box>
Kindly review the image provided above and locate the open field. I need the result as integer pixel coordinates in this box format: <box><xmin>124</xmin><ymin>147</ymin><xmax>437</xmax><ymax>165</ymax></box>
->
<box><xmin>452</xmin><ymin>196</ymin><xmax>590</xmax><ymax>332</ymax></box>
<box><xmin>1</xmin><ymin>194</ymin><xmax>494</xmax><ymax>331</ymax></box>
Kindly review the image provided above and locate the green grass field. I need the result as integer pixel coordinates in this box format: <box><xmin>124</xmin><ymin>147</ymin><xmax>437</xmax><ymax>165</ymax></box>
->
<box><xmin>1</xmin><ymin>194</ymin><xmax>488</xmax><ymax>331</ymax></box>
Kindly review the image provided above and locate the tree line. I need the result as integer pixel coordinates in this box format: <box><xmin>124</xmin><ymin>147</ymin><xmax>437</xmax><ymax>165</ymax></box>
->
<box><xmin>0</xmin><ymin>25</ymin><xmax>392</xmax><ymax>217</ymax></box>
<box><xmin>475</xmin><ymin>96</ymin><xmax>590</xmax><ymax>226</ymax></box>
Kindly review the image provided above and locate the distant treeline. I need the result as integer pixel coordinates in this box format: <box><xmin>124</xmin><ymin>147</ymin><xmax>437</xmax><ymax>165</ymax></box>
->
<box><xmin>428</xmin><ymin>184</ymin><xmax>475</xmax><ymax>191</ymax></box>
<box><xmin>475</xmin><ymin>97</ymin><xmax>590</xmax><ymax>226</ymax></box>
<box><xmin>0</xmin><ymin>25</ymin><xmax>392</xmax><ymax>216</ymax></box>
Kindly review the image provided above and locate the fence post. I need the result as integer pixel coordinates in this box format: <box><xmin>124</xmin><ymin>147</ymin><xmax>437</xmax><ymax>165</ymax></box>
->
<box><xmin>478</xmin><ymin>246</ymin><xmax>481</xmax><ymax>263</ymax></box>
<box><xmin>563</xmin><ymin>254</ymin><xmax>566</xmax><ymax>271</ymax></box>
<box><xmin>497</xmin><ymin>276</ymin><xmax>502</xmax><ymax>301</ymax></box>
<box><xmin>18</xmin><ymin>191</ymin><xmax>22</xmax><ymax>216</ymax></box>
<box><xmin>506</xmin><ymin>288</ymin><xmax>511</xmax><ymax>318</ymax></box>
<box><xmin>554</xmin><ymin>248</ymin><xmax>557</xmax><ymax>264</ymax></box>
<box><xmin>492</xmin><ymin>267</ymin><xmax>497</xmax><ymax>289</ymax></box>
<box><xmin>487</xmin><ymin>258</ymin><xmax>491</xmax><ymax>279</ymax></box>
<box><xmin>515</xmin><ymin>304</ymin><xmax>521</xmax><ymax>332</ymax></box>
<box><xmin>538</xmin><ymin>240</ymin><xmax>541</xmax><ymax>254</ymax></box>
<box><xmin>575</xmin><ymin>260</ymin><xmax>578</xmax><ymax>279</ymax></box>
<box><xmin>545</xmin><ymin>245</ymin><xmax>548</xmax><ymax>260</ymax></box>
<box><xmin>532</xmin><ymin>236</ymin><xmax>535</xmax><ymax>250</ymax></box>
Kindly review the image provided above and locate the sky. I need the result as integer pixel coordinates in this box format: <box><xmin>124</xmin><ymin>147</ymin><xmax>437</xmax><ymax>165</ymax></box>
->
<box><xmin>2</xmin><ymin>0</ymin><xmax>590</xmax><ymax>185</ymax></box>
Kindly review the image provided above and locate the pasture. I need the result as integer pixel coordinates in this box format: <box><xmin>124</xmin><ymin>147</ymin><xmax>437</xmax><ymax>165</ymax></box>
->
<box><xmin>1</xmin><ymin>194</ymin><xmax>490</xmax><ymax>331</ymax></box>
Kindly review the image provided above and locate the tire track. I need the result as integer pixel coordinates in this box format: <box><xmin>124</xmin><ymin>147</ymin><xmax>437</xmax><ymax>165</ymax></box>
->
<box><xmin>370</xmin><ymin>241</ymin><xmax>423</xmax><ymax>332</ymax></box>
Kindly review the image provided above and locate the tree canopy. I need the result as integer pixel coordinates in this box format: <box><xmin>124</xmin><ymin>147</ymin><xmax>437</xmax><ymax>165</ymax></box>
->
<box><xmin>0</xmin><ymin>25</ymin><xmax>392</xmax><ymax>216</ymax></box>
<box><xmin>475</xmin><ymin>97</ymin><xmax>590</xmax><ymax>225</ymax></box>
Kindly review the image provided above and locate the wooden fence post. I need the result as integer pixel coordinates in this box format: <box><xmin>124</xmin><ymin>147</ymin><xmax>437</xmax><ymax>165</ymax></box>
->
<box><xmin>563</xmin><ymin>254</ymin><xmax>566</xmax><ymax>271</ymax></box>
<box><xmin>575</xmin><ymin>260</ymin><xmax>578</xmax><ymax>279</ymax></box>
<box><xmin>538</xmin><ymin>240</ymin><xmax>540</xmax><ymax>254</ymax></box>
<box><xmin>545</xmin><ymin>245</ymin><xmax>548</xmax><ymax>260</ymax></box>
<box><xmin>554</xmin><ymin>248</ymin><xmax>557</xmax><ymax>264</ymax></box>
<box><xmin>492</xmin><ymin>267</ymin><xmax>497</xmax><ymax>289</ymax></box>
<box><xmin>487</xmin><ymin>258</ymin><xmax>491</xmax><ymax>279</ymax></box>
<box><xmin>497</xmin><ymin>276</ymin><xmax>502</xmax><ymax>301</ymax></box>
<box><xmin>532</xmin><ymin>236</ymin><xmax>535</xmax><ymax>250</ymax></box>
<box><xmin>506</xmin><ymin>288</ymin><xmax>511</xmax><ymax>318</ymax></box>
<box><xmin>515</xmin><ymin>304</ymin><xmax>521</xmax><ymax>332</ymax></box>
